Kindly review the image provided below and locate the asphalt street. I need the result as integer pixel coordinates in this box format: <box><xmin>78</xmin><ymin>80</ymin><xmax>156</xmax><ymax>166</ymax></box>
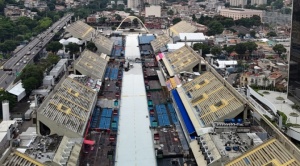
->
<box><xmin>0</xmin><ymin>13</ymin><xmax>73</xmax><ymax>90</ymax></box>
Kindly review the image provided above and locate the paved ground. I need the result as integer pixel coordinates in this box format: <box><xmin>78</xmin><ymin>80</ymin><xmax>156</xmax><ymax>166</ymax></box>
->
<box><xmin>258</xmin><ymin>90</ymin><xmax>299</xmax><ymax>124</ymax></box>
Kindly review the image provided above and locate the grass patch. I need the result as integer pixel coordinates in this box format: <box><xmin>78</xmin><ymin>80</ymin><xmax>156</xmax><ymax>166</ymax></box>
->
<box><xmin>276</xmin><ymin>96</ymin><xmax>284</xmax><ymax>100</ymax></box>
<box><xmin>263</xmin><ymin>91</ymin><xmax>270</xmax><ymax>94</ymax></box>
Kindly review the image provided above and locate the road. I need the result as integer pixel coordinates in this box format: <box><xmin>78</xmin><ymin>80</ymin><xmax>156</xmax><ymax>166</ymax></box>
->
<box><xmin>0</xmin><ymin>13</ymin><xmax>73</xmax><ymax>90</ymax></box>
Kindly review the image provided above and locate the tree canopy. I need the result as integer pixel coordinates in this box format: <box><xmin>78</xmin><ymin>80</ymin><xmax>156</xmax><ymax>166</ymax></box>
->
<box><xmin>267</xmin><ymin>31</ymin><xmax>277</xmax><ymax>37</ymax></box>
<box><xmin>193</xmin><ymin>43</ymin><xmax>210</xmax><ymax>55</ymax></box>
<box><xmin>211</xmin><ymin>46</ymin><xmax>222</xmax><ymax>55</ymax></box>
<box><xmin>46</xmin><ymin>41</ymin><xmax>63</xmax><ymax>53</ymax></box>
<box><xmin>172</xmin><ymin>18</ymin><xmax>182</xmax><ymax>25</ymax></box>
<box><xmin>273</xmin><ymin>44</ymin><xmax>287</xmax><ymax>56</ymax></box>
<box><xmin>86</xmin><ymin>42</ymin><xmax>97</xmax><ymax>52</ymax></box>
<box><xmin>207</xmin><ymin>21</ymin><xmax>224</xmax><ymax>36</ymax></box>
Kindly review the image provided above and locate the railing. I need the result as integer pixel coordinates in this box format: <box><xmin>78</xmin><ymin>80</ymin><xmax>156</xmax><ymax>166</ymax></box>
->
<box><xmin>201</xmin><ymin>57</ymin><xmax>300</xmax><ymax>160</ymax></box>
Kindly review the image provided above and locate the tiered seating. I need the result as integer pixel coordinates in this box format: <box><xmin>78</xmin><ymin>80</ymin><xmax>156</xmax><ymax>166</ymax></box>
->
<box><xmin>99</xmin><ymin>108</ymin><xmax>113</xmax><ymax>129</ymax></box>
<box><xmin>90</xmin><ymin>107</ymin><xmax>101</xmax><ymax>128</ymax></box>
<box><xmin>156</xmin><ymin>104</ymin><xmax>170</xmax><ymax>126</ymax></box>
<box><xmin>109</xmin><ymin>68</ymin><xmax>119</xmax><ymax>80</ymax></box>
<box><xmin>167</xmin><ymin>103</ymin><xmax>179</xmax><ymax>125</ymax></box>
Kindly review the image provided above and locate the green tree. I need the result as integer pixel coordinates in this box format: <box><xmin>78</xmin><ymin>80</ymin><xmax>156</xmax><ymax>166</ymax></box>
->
<box><xmin>23</xmin><ymin>77</ymin><xmax>39</xmax><ymax>94</ymax></box>
<box><xmin>193</xmin><ymin>43</ymin><xmax>210</xmax><ymax>55</ymax></box>
<box><xmin>20</xmin><ymin>65</ymin><xmax>44</xmax><ymax>83</ymax></box>
<box><xmin>66</xmin><ymin>43</ymin><xmax>80</xmax><ymax>55</ymax></box>
<box><xmin>250</xmin><ymin>30</ymin><xmax>256</xmax><ymax>38</ymax></box>
<box><xmin>207</xmin><ymin>21</ymin><xmax>224</xmax><ymax>36</ymax></box>
<box><xmin>267</xmin><ymin>31</ymin><xmax>277</xmax><ymax>37</ymax></box>
<box><xmin>172</xmin><ymin>18</ymin><xmax>182</xmax><ymax>25</ymax></box>
<box><xmin>132</xmin><ymin>18</ymin><xmax>139</xmax><ymax>27</ymax></box>
<box><xmin>86</xmin><ymin>42</ymin><xmax>97</xmax><ymax>52</ymax></box>
<box><xmin>211</xmin><ymin>46</ymin><xmax>222</xmax><ymax>55</ymax></box>
<box><xmin>167</xmin><ymin>9</ymin><xmax>174</xmax><ymax>16</ymax></box>
<box><xmin>117</xmin><ymin>4</ymin><xmax>125</xmax><ymax>11</ymax></box>
<box><xmin>115</xmin><ymin>14</ymin><xmax>122</xmax><ymax>21</ymax></box>
<box><xmin>46</xmin><ymin>41</ymin><xmax>63</xmax><ymax>53</ymax></box>
<box><xmin>225</xmin><ymin>2</ymin><xmax>230</xmax><ymax>7</ymax></box>
<box><xmin>273</xmin><ymin>44</ymin><xmax>287</xmax><ymax>56</ymax></box>
<box><xmin>0</xmin><ymin>90</ymin><xmax>17</xmax><ymax>119</ymax></box>
<box><xmin>46</xmin><ymin>53</ymin><xmax>60</xmax><ymax>66</ymax></box>
<box><xmin>0</xmin><ymin>0</ymin><xmax>4</xmax><ymax>13</ymax></box>
<box><xmin>273</xmin><ymin>0</ymin><xmax>284</xmax><ymax>9</ymax></box>
<box><xmin>245</xmin><ymin>41</ymin><xmax>258</xmax><ymax>54</ymax></box>
<box><xmin>235</xmin><ymin>43</ymin><xmax>247</xmax><ymax>55</ymax></box>
<box><xmin>192</xmin><ymin>14</ymin><xmax>197</xmax><ymax>22</ymax></box>
<box><xmin>224</xmin><ymin>45</ymin><xmax>236</xmax><ymax>54</ymax></box>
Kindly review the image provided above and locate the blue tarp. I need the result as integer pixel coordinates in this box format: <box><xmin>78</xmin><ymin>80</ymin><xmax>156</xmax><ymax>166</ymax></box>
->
<box><xmin>171</xmin><ymin>89</ymin><xmax>196</xmax><ymax>134</ymax></box>
<box><xmin>138</xmin><ymin>35</ymin><xmax>155</xmax><ymax>45</ymax></box>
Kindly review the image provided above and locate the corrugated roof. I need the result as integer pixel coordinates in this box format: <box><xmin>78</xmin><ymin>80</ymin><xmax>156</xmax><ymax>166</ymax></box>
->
<box><xmin>39</xmin><ymin>77</ymin><xmax>97</xmax><ymax>136</ymax></box>
<box><xmin>74</xmin><ymin>49</ymin><xmax>108</xmax><ymax>80</ymax></box>
<box><xmin>225</xmin><ymin>138</ymin><xmax>300</xmax><ymax>166</ymax></box>
<box><xmin>163</xmin><ymin>45</ymin><xmax>200</xmax><ymax>76</ymax></box>
<box><xmin>150</xmin><ymin>34</ymin><xmax>171</xmax><ymax>53</ymax></box>
<box><xmin>181</xmin><ymin>71</ymin><xmax>244</xmax><ymax>126</ymax></box>
<box><xmin>94</xmin><ymin>35</ymin><xmax>114</xmax><ymax>55</ymax></box>
<box><xmin>65</xmin><ymin>21</ymin><xmax>95</xmax><ymax>40</ymax></box>
<box><xmin>169</xmin><ymin>21</ymin><xmax>197</xmax><ymax>36</ymax></box>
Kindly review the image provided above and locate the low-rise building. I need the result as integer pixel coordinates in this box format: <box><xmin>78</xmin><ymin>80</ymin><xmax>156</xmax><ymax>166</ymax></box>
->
<box><xmin>145</xmin><ymin>6</ymin><xmax>161</xmax><ymax>17</ymax></box>
<box><xmin>251</xmin><ymin>0</ymin><xmax>267</xmax><ymax>5</ymax></box>
<box><xmin>229</xmin><ymin>0</ymin><xmax>247</xmax><ymax>7</ymax></box>
<box><xmin>4</xmin><ymin>5</ymin><xmax>37</xmax><ymax>20</ymax></box>
<box><xmin>219</xmin><ymin>8</ymin><xmax>263</xmax><ymax>21</ymax></box>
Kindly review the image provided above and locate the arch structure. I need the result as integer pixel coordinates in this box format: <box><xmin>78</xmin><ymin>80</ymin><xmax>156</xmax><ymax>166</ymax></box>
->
<box><xmin>116</xmin><ymin>16</ymin><xmax>149</xmax><ymax>33</ymax></box>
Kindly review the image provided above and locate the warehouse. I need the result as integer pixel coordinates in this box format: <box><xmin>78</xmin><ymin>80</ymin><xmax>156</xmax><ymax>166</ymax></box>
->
<box><xmin>74</xmin><ymin>49</ymin><xmax>109</xmax><ymax>80</ymax></box>
<box><xmin>36</xmin><ymin>76</ymin><xmax>97</xmax><ymax>138</ymax></box>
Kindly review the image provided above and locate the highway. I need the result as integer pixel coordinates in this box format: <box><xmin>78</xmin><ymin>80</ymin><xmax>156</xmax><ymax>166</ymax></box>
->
<box><xmin>0</xmin><ymin>13</ymin><xmax>73</xmax><ymax>90</ymax></box>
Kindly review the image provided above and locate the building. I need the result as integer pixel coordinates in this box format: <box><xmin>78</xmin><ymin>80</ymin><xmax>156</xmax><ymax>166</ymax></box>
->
<box><xmin>2</xmin><ymin>135</ymin><xmax>82</xmax><ymax>166</ymax></box>
<box><xmin>36</xmin><ymin>76</ymin><xmax>98</xmax><ymax>138</ymax></box>
<box><xmin>145</xmin><ymin>6</ymin><xmax>161</xmax><ymax>17</ymax></box>
<box><xmin>161</xmin><ymin>45</ymin><xmax>201</xmax><ymax>77</ymax></box>
<box><xmin>219</xmin><ymin>8</ymin><xmax>263</xmax><ymax>21</ymax></box>
<box><xmin>229</xmin><ymin>0</ymin><xmax>247</xmax><ymax>7</ymax></box>
<box><xmin>251</xmin><ymin>0</ymin><xmax>267</xmax><ymax>5</ymax></box>
<box><xmin>144</xmin><ymin>0</ymin><xmax>162</xmax><ymax>5</ymax></box>
<box><xmin>4</xmin><ymin>5</ymin><xmax>37</xmax><ymax>20</ymax></box>
<box><xmin>150</xmin><ymin>34</ymin><xmax>171</xmax><ymax>53</ymax></box>
<box><xmin>127</xmin><ymin>0</ymin><xmax>140</xmax><ymax>11</ymax></box>
<box><xmin>65</xmin><ymin>21</ymin><xmax>96</xmax><ymax>41</ymax></box>
<box><xmin>93</xmin><ymin>35</ymin><xmax>114</xmax><ymax>55</ymax></box>
<box><xmin>168</xmin><ymin>21</ymin><xmax>198</xmax><ymax>37</ymax></box>
<box><xmin>74</xmin><ymin>50</ymin><xmax>109</xmax><ymax>80</ymax></box>
<box><xmin>288</xmin><ymin>0</ymin><xmax>300</xmax><ymax>104</ymax></box>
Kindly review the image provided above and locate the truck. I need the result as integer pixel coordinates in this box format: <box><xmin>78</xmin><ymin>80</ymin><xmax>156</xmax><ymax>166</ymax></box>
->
<box><xmin>24</xmin><ymin>109</ymin><xmax>33</xmax><ymax>120</ymax></box>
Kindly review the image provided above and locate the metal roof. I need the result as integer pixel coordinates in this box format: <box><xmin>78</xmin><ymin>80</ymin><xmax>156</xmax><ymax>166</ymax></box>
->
<box><xmin>181</xmin><ymin>71</ymin><xmax>244</xmax><ymax>126</ymax></box>
<box><xmin>74</xmin><ymin>49</ymin><xmax>108</xmax><ymax>80</ymax></box>
<box><xmin>169</xmin><ymin>21</ymin><xmax>197</xmax><ymax>36</ymax></box>
<box><xmin>162</xmin><ymin>45</ymin><xmax>201</xmax><ymax>76</ymax></box>
<box><xmin>52</xmin><ymin>136</ymin><xmax>82</xmax><ymax>166</ymax></box>
<box><xmin>93</xmin><ymin>35</ymin><xmax>114</xmax><ymax>55</ymax></box>
<box><xmin>225</xmin><ymin>138</ymin><xmax>300</xmax><ymax>166</ymax></box>
<box><xmin>150</xmin><ymin>34</ymin><xmax>171</xmax><ymax>53</ymax></box>
<box><xmin>179</xmin><ymin>33</ymin><xmax>206</xmax><ymax>41</ymax></box>
<box><xmin>39</xmin><ymin>77</ymin><xmax>97</xmax><ymax>136</ymax></box>
<box><xmin>66</xmin><ymin>21</ymin><xmax>95</xmax><ymax>40</ymax></box>
<box><xmin>115</xmin><ymin>34</ymin><xmax>156</xmax><ymax>166</ymax></box>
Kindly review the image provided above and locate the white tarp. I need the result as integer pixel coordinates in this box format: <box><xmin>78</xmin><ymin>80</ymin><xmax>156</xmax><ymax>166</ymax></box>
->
<box><xmin>8</xmin><ymin>82</ymin><xmax>26</xmax><ymax>102</ymax></box>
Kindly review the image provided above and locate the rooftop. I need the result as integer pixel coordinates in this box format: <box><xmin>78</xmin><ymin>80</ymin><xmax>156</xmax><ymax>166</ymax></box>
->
<box><xmin>162</xmin><ymin>45</ymin><xmax>201</xmax><ymax>76</ymax></box>
<box><xmin>180</xmin><ymin>71</ymin><xmax>244</xmax><ymax>126</ymax></box>
<box><xmin>93</xmin><ymin>35</ymin><xmax>114</xmax><ymax>55</ymax></box>
<box><xmin>3</xmin><ymin>135</ymin><xmax>82</xmax><ymax>166</ymax></box>
<box><xmin>66</xmin><ymin>20</ymin><xmax>95</xmax><ymax>40</ymax></box>
<box><xmin>225</xmin><ymin>138</ymin><xmax>300</xmax><ymax>166</ymax></box>
<box><xmin>169</xmin><ymin>21</ymin><xmax>197</xmax><ymax>36</ymax></box>
<box><xmin>74</xmin><ymin>49</ymin><xmax>109</xmax><ymax>80</ymax></box>
<box><xmin>38</xmin><ymin>77</ymin><xmax>97</xmax><ymax>136</ymax></box>
<box><xmin>179</xmin><ymin>33</ymin><xmax>206</xmax><ymax>41</ymax></box>
<box><xmin>150</xmin><ymin>34</ymin><xmax>171</xmax><ymax>53</ymax></box>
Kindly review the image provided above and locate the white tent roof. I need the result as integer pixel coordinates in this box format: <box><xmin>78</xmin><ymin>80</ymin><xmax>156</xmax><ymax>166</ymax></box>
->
<box><xmin>179</xmin><ymin>33</ymin><xmax>206</xmax><ymax>41</ymax></box>
<box><xmin>8</xmin><ymin>82</ymin><xmax>25</xmax><ymax>96</ymax></box>
<box><xmin>116</xmin><ymin>34</ymin><xmax>156</xmax><ymax>166</ymax></box>
<box><xmin>260</xmin><ymin>38</ymin><xmax>269</xmax><ymax>42</ymax></box>
<box><xmin>59</xmin><ymin>37</ymin><xmax>83</xmax><ymax>45</ymax></box>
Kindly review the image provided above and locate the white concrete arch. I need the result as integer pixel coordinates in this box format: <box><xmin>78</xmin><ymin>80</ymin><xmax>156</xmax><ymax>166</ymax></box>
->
<box><xmin>116</xmin><ymin>16</ymin><xmax>149</xmax><ymax>33</ymax></box>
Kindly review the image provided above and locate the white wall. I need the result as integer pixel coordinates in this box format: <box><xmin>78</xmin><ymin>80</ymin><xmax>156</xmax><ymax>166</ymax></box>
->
<box><xmin>145</xmin><ymin>6</ymin><xmax>161</xmax><ymax>17</ymax></box>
